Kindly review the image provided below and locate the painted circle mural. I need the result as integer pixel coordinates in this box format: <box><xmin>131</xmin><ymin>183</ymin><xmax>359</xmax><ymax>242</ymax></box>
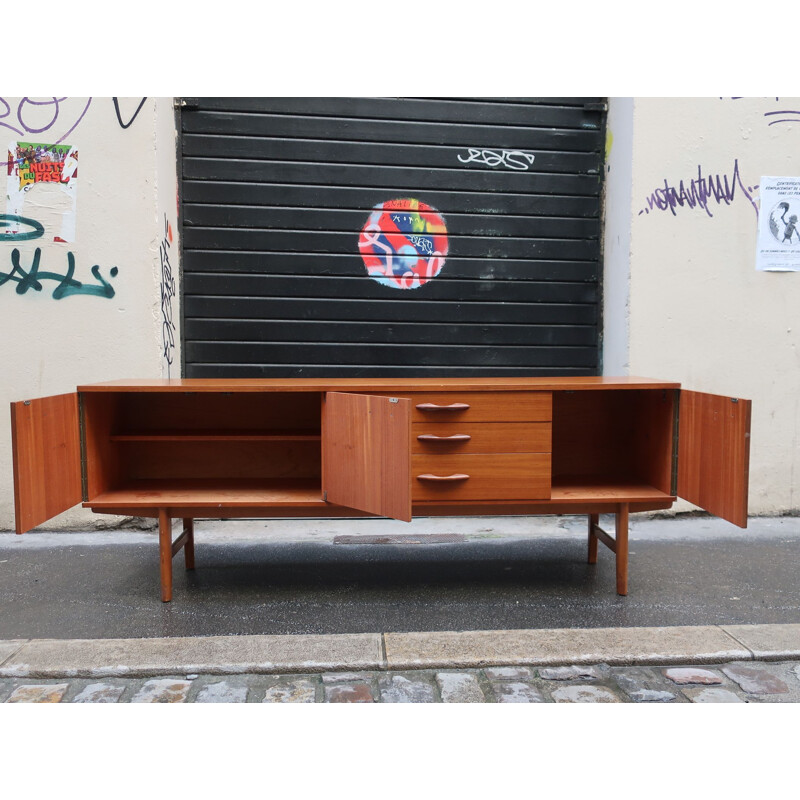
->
<box><xmin>358</xmin><ymin>198</ymin><xmax>449</xmax><ymax>289</ymax></box>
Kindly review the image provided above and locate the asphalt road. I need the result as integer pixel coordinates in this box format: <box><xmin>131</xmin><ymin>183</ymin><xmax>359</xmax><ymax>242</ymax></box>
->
<box><xmin>1</xmin><ymin>515</ymin><xmax>798</xmax><ymax>639</ymax></box>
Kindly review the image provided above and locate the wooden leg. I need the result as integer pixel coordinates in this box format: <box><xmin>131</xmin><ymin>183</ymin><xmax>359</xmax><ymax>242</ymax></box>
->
<box><xmin>158</xmin><ymin>508</ymin><xmax>173</xmax><ymax>603</ymax></box>
<box><xmin>615</xmin><ymin>503</ymin><xmax>629</xmax><ymax>596</ymax></box>
<box><xmin>587</xmin><ymin>513</ymin><xmax>599</xmax><ymax>564</ymax></box>
<box><xmin>183</xmin><ymin>517</ymin><xmax>195</xmax><ymax>570</ymax></box>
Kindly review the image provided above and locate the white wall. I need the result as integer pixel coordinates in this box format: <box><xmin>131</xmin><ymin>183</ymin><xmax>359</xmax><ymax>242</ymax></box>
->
<box><xmin>0</xmin><ymin>97</ymin><xmax>179</xmax><ymax>531</ymax></box>
<box><xmin>605</xmin><ymin>97</ymin><xmax>800</xmax><ymax>515</ymax></box>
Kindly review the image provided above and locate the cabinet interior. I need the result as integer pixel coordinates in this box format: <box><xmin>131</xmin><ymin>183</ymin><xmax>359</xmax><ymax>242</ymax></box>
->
<box><xmin>551</xmin><ymin>389</ymin><xmax>675</xmax><ymax>496</ymax></box>
<box><xmin>81</xmin><ymin>391</ymin><xmax>324</xmax><ymax>504</ymax></box>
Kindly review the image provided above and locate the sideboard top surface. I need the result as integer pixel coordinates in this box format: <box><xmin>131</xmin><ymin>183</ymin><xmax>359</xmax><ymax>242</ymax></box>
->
<box><xmin>76</xmin><ymin>376</ymin><xmax>680</xmax><ymax>393</ymax></box>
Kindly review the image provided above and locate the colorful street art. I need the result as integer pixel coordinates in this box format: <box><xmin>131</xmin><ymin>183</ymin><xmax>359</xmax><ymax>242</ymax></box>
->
<box><xmin>358</xmin><ymin>198</ymin><xmax>449</xmax><ymax>289</ymax></box>
<box><xmin>6</xmin><ymin>141</ymin><xmax>79</xmax><ymax>242</ymax></box>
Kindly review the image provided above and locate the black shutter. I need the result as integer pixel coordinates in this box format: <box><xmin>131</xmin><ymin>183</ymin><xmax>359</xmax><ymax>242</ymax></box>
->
<box><xmin>179</xmin><ymin>97</ymin><xmax>606</xmax><ymax>378</ymax></box>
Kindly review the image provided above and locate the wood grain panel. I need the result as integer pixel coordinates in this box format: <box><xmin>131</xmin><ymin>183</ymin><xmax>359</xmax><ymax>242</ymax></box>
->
<box><xmin>413</xmin><ymin>422</ymin><xmax>551</xmax><ymax>454</ymax></box>
<box><xmin>409</xmin><ymin>392</ymin><xmax>552</xmax><ymax>423</ymax></box>
<box><xmin>86</xmin><ymin>478</ymin><xmax>324</xmax><ymax>508</ymax></box>
<box><xmin>322</xmin><ymin>392</ymin><xmax>411</xmax><ymax>521</ymax></box>
<box><xmin>123</xmin><ymin>440</ymin><xmax>321</xmax><ymax>480</ymax></box>
<box><xmin>117</xmin><ymin>391</ymin><xmax>321</xmax><ymax>433</ymax></box>
<box><xmin>79</xmin><ymin>377</ymin><xmax>678</xmax><ymax>393</ymax></box>
<box><xmin>81</xmin><ymin>392</ymin><xmax>123</xmax><ymax>499</ymax></box>
<box><xmin>10</xmin><ymin>393</ymin><xmax>82</xmax><ymax>533</ymax></box>
<box><xmin>412</xmin><ymin>453</ymin><xmax>551</xmax><ymax>501</ymax></box>
<box><xmin>677</xmin><ymin>390</ymin><xmax>751</xmax><ymax>528</ymax></box>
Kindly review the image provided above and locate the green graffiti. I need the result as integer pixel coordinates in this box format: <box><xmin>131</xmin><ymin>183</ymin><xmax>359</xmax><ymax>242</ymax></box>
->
<box><xmin>0</xmin><ymin>213</ymin><xmax>45</xmax><ymax>241</ymax></box>
<box><xmin>1</xmin><ymin>247</ymin><xmax>118</xmax><ymax>299</ymax></box>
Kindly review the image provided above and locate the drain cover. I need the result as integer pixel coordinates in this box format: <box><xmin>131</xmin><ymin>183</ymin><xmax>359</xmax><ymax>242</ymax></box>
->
<box><xmin>333</xmin><ymin>533</ymin><xmax>465</xmax><ymax>545</ymax></box>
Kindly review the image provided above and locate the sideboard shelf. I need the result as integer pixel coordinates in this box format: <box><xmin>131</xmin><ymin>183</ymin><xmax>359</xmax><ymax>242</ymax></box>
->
<box><xmin>550</xmin><ymin>478</ymin><xmax>674</xmax><ymax>504</ymax></box>
<box><xmin>87</xmin><ymin>478</ymin><xmax>326</xmax><ymax>509</ymax></box>
<box><xmin>109</xmin><ymin>430</ymin><xmax>321</xmax><ymax>442</ymax></box>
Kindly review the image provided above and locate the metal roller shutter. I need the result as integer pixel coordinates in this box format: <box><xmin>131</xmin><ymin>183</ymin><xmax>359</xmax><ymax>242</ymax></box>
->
<box><xmin>179</xmin><ymin>97</ymin><xmax>606</xmax><ymax>378</ymax></box>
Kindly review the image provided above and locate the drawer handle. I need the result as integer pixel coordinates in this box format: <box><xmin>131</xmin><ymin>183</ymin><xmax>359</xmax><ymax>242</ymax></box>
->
<box><xmin>416</xmin><ymin>403</ymin><xmax>470</xmax><ymax>412</ymax></box>
<box><xmin>417</xmin><ymin>434</ymin><xmax>472</xmax><ymax>443</ymax></box>
<box><xmin>417</xmin><ymin>473</ymin><xmax>470</xmax><ymax>482</ymax></box>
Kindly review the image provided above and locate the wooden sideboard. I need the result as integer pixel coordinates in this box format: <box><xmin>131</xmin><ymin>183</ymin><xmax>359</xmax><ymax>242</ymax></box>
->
<box><xmin>10</xmin><ymin>377</ymin><xmax>752</xmax><ymax>601</ymax></box>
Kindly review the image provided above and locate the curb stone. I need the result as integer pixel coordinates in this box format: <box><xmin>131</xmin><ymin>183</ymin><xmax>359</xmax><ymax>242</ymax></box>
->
<box><xmin>1</xmin><ymin>623</ymin><xmax>799</xmax><ymax>702</ymax></box>
<box><xmin>3</xmin><ymin>623</ymin><xmax>799</xmax><ymax>679</ymax></box>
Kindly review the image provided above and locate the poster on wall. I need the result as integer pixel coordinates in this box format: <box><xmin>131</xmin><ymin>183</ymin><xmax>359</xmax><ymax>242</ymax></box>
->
<box><xmin>5</xmin><ymin>141</ymin><xmax>79</xmax><ymax>243</ymax></box>
<box><xmin>756</xmin><ymin>177</ymin><xmax>800</xmax><ymax>271</ymax></box>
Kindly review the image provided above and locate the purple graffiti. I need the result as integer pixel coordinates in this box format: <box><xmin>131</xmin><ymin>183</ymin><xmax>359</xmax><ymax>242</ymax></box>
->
<box><xmin>639</xmin><ymin>159</ymin><xmax>758</xmax><ymax>219</ymax></box>
<box><xmin>764</xmin><ymin>110</ymin><xmax>800</xmax><ymax>127</ymax></box>
<box><xmin>724</xmin><ymin>98</ymin><xmax>800</xmax><ymax>128</ymax></box>
<box><xmin>0</xmin><ymin>97</ymin><xmax>147</xmax><ymax>142</ymax></box>
<box><xmin>0</xmin><ymin>97</ymin><xmax>92</xmax><ymax>144</ymax></box>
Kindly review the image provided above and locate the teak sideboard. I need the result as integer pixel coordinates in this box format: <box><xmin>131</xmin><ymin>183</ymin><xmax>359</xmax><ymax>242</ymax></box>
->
<box><xmin>10</xmin><ymin>377</ymin><xmax>752</xmax><ymax>601</ymax></box>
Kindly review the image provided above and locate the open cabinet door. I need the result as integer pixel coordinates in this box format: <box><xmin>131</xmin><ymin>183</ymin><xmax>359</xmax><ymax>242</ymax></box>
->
<box><xmin>10</xmin><ymin>393</ymin><xmax>83</xmax><ymax>534</ymax></box>
<box><xmin>322</xmin><ymin>392</ymin><xmax>411</xmax><ymax>522</ymax></box>
<box><xmin>677</xmin><ymin>390</ymin><xmax>751</xmax><ymax>528</ymax></box>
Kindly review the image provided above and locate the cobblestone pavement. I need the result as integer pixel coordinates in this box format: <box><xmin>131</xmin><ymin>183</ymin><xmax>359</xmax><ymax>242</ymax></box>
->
<box><xmin>2</xmin><ymin>660</ymin><xmax>799</xmax><ymax>703</ymax></box>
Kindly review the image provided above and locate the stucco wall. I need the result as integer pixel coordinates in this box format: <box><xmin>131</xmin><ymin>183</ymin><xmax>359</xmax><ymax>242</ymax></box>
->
<box><xmin>605</xmin><ymin>96</ymin><xmax>800</xmax><ymax>515</ymax></box>
<box><xmin>0</xmin><ymin>97</ymin><xmax>179</xmax><ymax>531</ymax></box>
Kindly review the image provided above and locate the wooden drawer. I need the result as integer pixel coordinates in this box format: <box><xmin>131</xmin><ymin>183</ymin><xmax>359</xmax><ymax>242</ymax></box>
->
<box><xmin>413</xmin><ymin>422</ymin><xmax>551</xmax><ymax>454</ymax></box>
<box><xmin>409</xmin><ymin>392</ymin><xmax>552</xmax><ymax>423</ymax></box>
<box><xmin>412</xmin><ymin>453</ymin><xmax>551</xmax><ymax>501</ymax></box>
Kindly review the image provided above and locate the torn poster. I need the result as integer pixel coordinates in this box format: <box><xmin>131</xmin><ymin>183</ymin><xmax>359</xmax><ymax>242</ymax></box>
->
<box><xmin>756</xmin><ymin>177</ymin><xmax>800</xmax><ymax>271</ymax></box>
<box><xmin>5</xmin><ymin>141</ymin><xmax>79</xmax><ymax>243</ymax></box>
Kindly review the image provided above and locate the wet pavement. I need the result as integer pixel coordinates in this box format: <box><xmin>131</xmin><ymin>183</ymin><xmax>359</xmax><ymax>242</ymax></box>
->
<box><xmin>1</xmin><ymin>514</ymin><xmax>799</xmax><ymax>639</ymax></box>
<box><xmin>2</xmin><ymin>514</ymin><xmax>799</xmax><ymax>703</ymax></box>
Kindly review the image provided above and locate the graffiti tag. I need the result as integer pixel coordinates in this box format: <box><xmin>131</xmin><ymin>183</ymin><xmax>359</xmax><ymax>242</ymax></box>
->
<box><xmin>0</xmin><ymin>214</ymin><xmax>44</xmax><ymax>241</ymax></box>
<box><xmin>764</xmin><ymin>110</ymin><xmax>800</xmax><ymax>127</ymax></box>
<box><xmin>0</xmin><ymin>214</ymin><xmax>118</xmax><ymax>299</ymax></box>
<box><xmin>0</xmin><ymin>97</ymin><xmax>91</xmax><ymax>144</ymax></box>
<box><xmin>457</xmin><ymin>148</ymin><xmax>536</xmax><ymax>171</ymax></box>
<box><xmin>724</xmin><ymin>98</ymin><xmax>800</xmax><ymax>128</ymax></box>
<box><xmin>408</xmin><ymin>234</ymin><xmax>435</xmax><ymax>255</ymax></box>
<box><xmin>1</xmin><ymin>248</ymin><xmax>118</xmax><ymax>299</ymax></box>
<box><xmin>638</xmin><ymin>159</ymin><xmax>759</xmax><ymax>219</ymax></box>
<box><xmin>113</xmin><ymin>97</ymin><xmax>148</xmax><ymax>130</ymax></box>
<box><xmin>0</xmin><ymin>97</ymin><xmax>148</xmax><ymax>143</ymax></box>
<box><xmin>159</xmin><ymin>214</ymin><xmax>176</xmax><ymax>376</ymax></box>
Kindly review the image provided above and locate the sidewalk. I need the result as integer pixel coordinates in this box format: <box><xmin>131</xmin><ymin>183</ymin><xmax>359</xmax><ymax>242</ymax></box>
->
<box><xmin>2</xmin><ymin>623</ymin><xmax>799</xmax><ymax>702</ymax></box>
<box><xmin>2</xmin><ymin>515</ymin><xmax>800</xmax><ymax>701</ymax></box>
